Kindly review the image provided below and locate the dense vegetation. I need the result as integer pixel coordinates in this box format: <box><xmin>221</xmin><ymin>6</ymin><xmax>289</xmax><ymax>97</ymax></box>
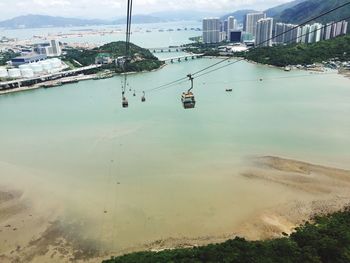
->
<box><xmin>64</xmin><ymin>41</ymin><xmax>163</xmax><ymax>72</ymax></box>
<box><xmin>240</xmin><ymin>35</ymin><xmax>350</xmax><ymax>67</ymax></box>
<box><xmin>103</xmin><ymin>207</ymin><xmax>350</xmax><ymax>263</ymax></box>
<box><xmin>183</xmin><ymin>42</ymin><xmax>222</xmax><ymax>56</ymax></box>
<box><xmin>0</xmin><ymin>50</ymin><xmax>20</xmax><ymax>66</ymax></box>
<box><xmin>274</xmin><ymin>0</ymin><xmax>350</xmax><ymax>31</ymax></box>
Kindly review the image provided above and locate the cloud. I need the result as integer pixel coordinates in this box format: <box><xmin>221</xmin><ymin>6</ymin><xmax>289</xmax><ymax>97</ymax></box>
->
<box><xmin>0</xmin><ymin>0</ymin><xmax>292</xmax><ymax>20</ymax></box>
<box><xmin>32</xmin><ymin>0</ymin><xmax>72</xmax><ymax>7</ymax></box>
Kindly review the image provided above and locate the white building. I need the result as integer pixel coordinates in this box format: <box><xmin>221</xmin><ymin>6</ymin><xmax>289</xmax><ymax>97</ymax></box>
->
<box><xmin>255</xmin><ymin>18</ymin><xmax>273</xmax><ymax>47</ymax></box>
<box><xmin>275</xmin><ymin>23</ymin><xmax>299</xmax><ymax>44</ymax></box>
<box><xmin>202</xmin><ymin>18</ymin><xmax>221</xmax><ymax>44</ymax></box>
<box><xmin>244</xmin><ymin>12</ymin><xmax>266</xmax><ymax>37</ymax></box>
<box><xmin>299</xmin><ymin>24</ymin><xmax>311</xmax><ymax>43</ymax></box>
<box><xmin>308</xmin><ymin>23</ymin><xmax>323</xmax><ymax>43</ymax></box>
<box><xmin>227</xmin><ymin>16</ymin><xmax>237</xmax><ymax>36</ymax></box>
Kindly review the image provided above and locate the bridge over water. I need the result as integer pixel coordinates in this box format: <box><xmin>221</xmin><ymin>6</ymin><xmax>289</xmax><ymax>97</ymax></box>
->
<box><xmin>148</xmin><ymin>46</ymin><xmax>184</xmax><ymax>53</ymax></box>
<box><xmin>160</xmin><ymin>53</ymin><xmax>204</xmax><ymax>63</ymax></box>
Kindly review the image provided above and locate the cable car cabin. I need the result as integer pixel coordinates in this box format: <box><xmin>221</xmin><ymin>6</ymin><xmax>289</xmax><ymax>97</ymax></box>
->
<box><xmin>122</xmin><ymin>97</ymin><xmax>129</xmax><ymax>108</ymax></box>
<box><xmin>141</xmin><ymin>96</ymin><xmax>146</xmax><ymax>102</ymax></box>
<box><xmin>181</xmin><ymin>91</ymin><xmax>195</xmax><ymax>109</ymax></box>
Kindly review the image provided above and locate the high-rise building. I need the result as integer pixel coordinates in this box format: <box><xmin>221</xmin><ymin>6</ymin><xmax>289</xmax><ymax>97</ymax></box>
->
<box><xmin>244</xmin><ymin>12</ymin><xmax>266</xmax><ymax>37</ymax></box>
<box><xmin>284</xmin><ymin>24</ymin><xmax>299</xmax><ymax>44</ymax></box>
<box><xmin>323</xmin><ymin>22</ymin><xmax>333</xmax><ymax>40</ymax></box>
<box><xmin>300</xmin><ymin>24</ymin><xmax>311</xmax><ymax>43</ymax></box>
<box><xmin>227</xmin><ymin>16</ymin><xmax>237</xmax><ymax>36</ymax></box>
<box><xmin>341</xmin><ymin>21</ymin><xmax>348</xmax><ymax>35</ymax></box>
<box><xmin>274</xmin><ymin>23</ymin><xmax>286</xmax><ymax>44</ymax></box>
<box><xmin>255</xmin><ymin>18</ymin><xmax>273</xmax><ymax>47</ymax></box>
<box><xmin>308</xmin><ymin>23</ymin><xmax>323</xmax><ymax>43</ymax></box>
<box><xmin>202</xmin><ymin>18</ymin><xmax>221</xmax><ymax>44</ymax></box>
<box><xmin>332</xmin><ymin>20</ymin><xmax>348</xmax><ymax>37</ymax></box>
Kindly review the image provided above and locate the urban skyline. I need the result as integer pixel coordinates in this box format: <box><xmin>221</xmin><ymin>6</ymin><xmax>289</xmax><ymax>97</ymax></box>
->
<box><xmin>202</xmin><ymin>11</ymin><xmax>348</xmax><ymax>46</ymax></box>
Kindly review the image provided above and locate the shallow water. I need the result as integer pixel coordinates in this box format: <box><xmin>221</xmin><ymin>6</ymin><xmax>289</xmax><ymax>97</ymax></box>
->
<box><xmin>1</xmin><ymin>58</ymin><xmax>350</xmax><ymax>252</ymax></box>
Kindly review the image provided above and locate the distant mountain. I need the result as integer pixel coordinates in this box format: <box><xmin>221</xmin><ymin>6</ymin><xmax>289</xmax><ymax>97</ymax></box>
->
<box><xmin>150</xmin><ymin>11</ymin><xmax>220</xmax><ymax>21</ymax></box>
<box><xmin>220</xmin><ymin>9</ymin><xmax>257</xmax><ymax>23</ymax></box>
<box><xmin>273</xmin><ymin>0</ymin><xmax>350</xmax><ymax>28</ymax></box>
<box><xmin>0</xmin><ymin>14</ymin><xmax>170</xmax><ymax>29</ymax></box>
<box><xmin>0</xmin><ymin>15</ymin><xmax>109</xmax><ymax>28</ymax></box>
<box><xmin>113</xmin><ymin>15</ymin><xmax>166</xmax><ymax>24</ymax></box>
<box><xmin>265</xmin><ymin>0</ymin><xmax>306</xmax><ymax>17</ymax></box>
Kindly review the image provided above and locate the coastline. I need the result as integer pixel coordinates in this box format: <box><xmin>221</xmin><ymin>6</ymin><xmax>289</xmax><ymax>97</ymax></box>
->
<box><xmin>0</xmin><ymin>63</ymin><xmax>166</xmax><ymax>96</ymax></box>
<box><xmin>2</xmin><ymin>155</ymin><xmax>350</xmax><ymax>262</ymax></box>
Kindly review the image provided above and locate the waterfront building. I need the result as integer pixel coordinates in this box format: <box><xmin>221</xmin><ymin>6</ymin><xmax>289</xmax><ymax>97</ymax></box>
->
<box><xmin>244</xmin><ymin>12</ymin><xmax>266</xmax><ymax>37</ymax></box>
<box><xmin>202</xmin><ymin>18</ymin><xmax>220</xmax><ymax>44</ymax></box>
<box><xmin>255</xmin><ymin>18</ymin><xmax>273</xmax><ymax>47</ymax></box>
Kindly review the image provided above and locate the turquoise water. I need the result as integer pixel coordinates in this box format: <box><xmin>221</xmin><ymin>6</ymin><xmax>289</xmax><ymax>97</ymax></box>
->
<box><xmin>0</xmin><ymin>58</ymin><xmax>350</xmax><ymax>251</ymax></box>
<box><xmin>0</xmin><ymin>21</ymin><xmax>201</xmax><ymax>47</ymax></box>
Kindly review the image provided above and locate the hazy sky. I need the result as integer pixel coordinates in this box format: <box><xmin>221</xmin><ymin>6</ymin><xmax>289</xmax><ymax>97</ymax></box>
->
<box><xmin>0</xmin><ymin>0</ymin><xmax>292</xmax><ymax>20</ymax></box>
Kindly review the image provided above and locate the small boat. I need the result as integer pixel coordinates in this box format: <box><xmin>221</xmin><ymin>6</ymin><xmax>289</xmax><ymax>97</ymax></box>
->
<box><xmin>225</xmin><ymin>88</ymin><xmax>233</xmax><ymax>92</ymax></box>
<box><xmin>284</xmin><ymin>66</ymin><xmax>291</xmax><ymax>71</ymax></box>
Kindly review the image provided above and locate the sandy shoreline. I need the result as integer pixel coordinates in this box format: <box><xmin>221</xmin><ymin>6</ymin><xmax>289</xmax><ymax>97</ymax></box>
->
<box><xmin>1</xmin><ymin>155</ymin><xmax>350</xmax><ymax>262</ymax></box>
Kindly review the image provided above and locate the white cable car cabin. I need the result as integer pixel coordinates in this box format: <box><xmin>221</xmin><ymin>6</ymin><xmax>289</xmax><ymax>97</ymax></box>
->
<box><xmin>181</xmin><ymin>74</ymin><xmax>195</xmax><ymax>109</ymax></box>
<box><xmin>181</xmin><ymin>91</ymin><xmax>195</xmax><ymax>109</ymax></box>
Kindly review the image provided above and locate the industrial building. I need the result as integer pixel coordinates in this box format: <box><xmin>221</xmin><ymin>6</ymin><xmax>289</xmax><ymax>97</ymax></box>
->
<box><xmin>2</xmin><ymin>58</ymin><xmax>63</xmax><ymax>79</ymax></box>
<box><xmin>11</xmin><ymin>53</ymin><xmax>47</xmax><ymax>66</ymax></box>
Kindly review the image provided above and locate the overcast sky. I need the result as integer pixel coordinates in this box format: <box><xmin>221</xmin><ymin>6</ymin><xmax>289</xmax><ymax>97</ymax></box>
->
<box><xmin>0</xmin><ymin>0</ymin><xmax>293</xmax><ymax>20</ymax></box>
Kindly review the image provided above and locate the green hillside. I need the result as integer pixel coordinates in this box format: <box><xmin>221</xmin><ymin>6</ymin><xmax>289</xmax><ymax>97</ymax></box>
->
<box><xmin>274</xmin><ymin>0</ymin><xmax>350</xmax><ymax>31</ymax></box>
<box><xmin>64</xmin><ymin>41</ymin><xmax>163</xmax><ymax>72</ymax></box>
<box><xmin>265</xmin><ymin>0</ymin><xmax>306</xmax><ymax>17</ymax></box>
<box><xmin>241</xmin><ymin>34</ymin><xmax>350</xmax><ymax>67</ymax></box>
<box><xmin>103</xmin><ymin>207</ymin><xmax>350</xmax><ymax>263</ymax></box>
